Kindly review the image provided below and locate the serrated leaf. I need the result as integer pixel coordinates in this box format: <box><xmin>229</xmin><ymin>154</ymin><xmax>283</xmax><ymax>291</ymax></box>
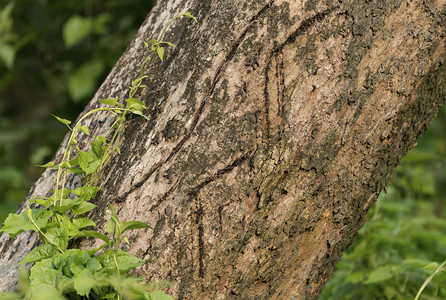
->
<box><xmin>74</xmin><ymin>269</ymin><xmax>95</xmax><ymax>296</ymax></box>
<box><xmin>80</xmin><ymin>125</ymin><xmax>90</xmax><ymax>136</ymax></box>
<box><xmin>45</xmin><ymin>227</ymin><xmax>69</xmax><ymax>251</ymax></box>
<box><xmin>77</xmin><ymin>149</ymin><xmax>93</xmax><ymax>173</ymax></box>
<box><xmin>37</xmin><ymin>161</ymin><xmax>55</xmax><ymax>168</ymax></box>
<box><xmin>72</xmin><ymin>186</ymin><xmax>101</xmax><ymax>201</ymax></box>
<box><xmin>72</xmin><ymin>230</ymin><xmax>110</xmax><ymax>244</ymax></box>
<box><xmin>1</xmin><ymin>209</ymin><xmax>52</xmax><ymax>238</ymax></box>
<box><xmin>73</xmin><ymin>218</ymin><xmax>96</xmax><ymax>229</ymax></box>
<box><xmin>50</xmin><ymin>198</ymin><xmax>81</xmax><ymax>215</ymax></box>
<box><xmin>156</xmin><ymin>46</ymin><xmax>164</xmax><ymax>62</ymax></box>
<box><xmin>86</xmin><ymin>159</ymin><xmax>101</xmax><ymax>175</ymax></box>
<box><xmin>52</xmin><ymin>115</ymin><xmax>71</xmax><ymax>126</ymax></box>
<box><xmin>20</xmin><ymin>244</ymin><xmax>58</xmax><ymax>264</ymax></box>
<box><xmin>121</xmin><ymin>221</ymin><xmax>152</xmax><ymax>233</ymax></box>
<box><xmin>72</xmin><ymin>201</ymin><xmax>97</xmax><ymax>215</ymax></box>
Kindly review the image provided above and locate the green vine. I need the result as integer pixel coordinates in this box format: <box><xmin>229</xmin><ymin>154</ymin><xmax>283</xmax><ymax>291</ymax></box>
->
<box><xmin>0</xmin><ymin>12</ymin><xmax>197</xmax><ymax>300</ymax></box>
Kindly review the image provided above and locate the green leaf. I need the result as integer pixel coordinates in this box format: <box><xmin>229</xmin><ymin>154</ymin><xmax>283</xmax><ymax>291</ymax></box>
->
<box><xmin>72</xmin><ymin>230</ymin><xmax>110</xmax><ymax>244</ymax></box>
<box><xmin>80</xmin><ymin>125</ymin><xmax>90</xmax><ymax>136</ymax></box>
<box><xmin>156</xmin><ymin>46</ymin><xmax>165</xmax><ymax>62</ymax></box>
<box><xmin>86</xmin><ymin>159</ymin><xmax>101</xmax><ymax>175</ymax></box>
<box><xmin>106</xmin><ymin>204</ymin><xmax>121</xmax><ymax>238</ymax></box>
<box><xmin>52</xmin><ymin>115</ymin><xmax>71</xmax><ymax>126</ymax></box>
<box><xmin>72</xmin><ymin>186</ymin><xmax>101</xmax><ymax>201</ymax></box>
<box><xmin>92</xmin><ymin>135</ymin><xmax>107</xmax><ymax>158</ymax></box>
<box><xmin>0</xmin><ymin>42</ymin><xmax>15</xmax><ymax>69</ymax></box>
<box><xmin>149</xmin><ymin>38</ymin><xmax>157</xmax><ymax>45</ymax></box>
<box><xmin>72</xmin><ymin>201</ymin><xmax>97</xmax><ymax>215</ymax></box>
<box><xmin>150</xmin><ymin>290</ymin><xmax>174</xmax><ymax>300</ymax></box>
<box><xmin>115</xmin><ymin>146</ymin><xmax>121</xmax><ymax>155</ymax></box>
<box><xmin>68</xmin><ymin>60</ymin><xmax>105</xmax><ymax>102</ymax></box>
<box><xmin>98</xmin><ymin>249</ymin><xmax>144</xmax><ymax>273</ymax></box>
<box><xmin>73</xmin><ymin>269</ymin><xmax>95</xmax><ymax>296</ymax></box>
<box><xmin>73</xmin><ymin>217</ymin><xmax>96</xmax><ymax>229</ymax></box>
<box><xmin>20</xmin><ymin>244</ymin><xmax>58</xmax><ymax>264</ymax></box>
<box><xmin>45</xmin><ymin>227</ymin><xmax>69</xmax><ymax>251</ymax></box>
<box><xmin>32</xmin><ymin>196</ymin><xmax>52</xmax><ymax>208</ymax></box>
<box><xmin>50</xmin><ymin>198</ymin><xmax>81</xmax><ymax>214</ymax></box>
<box><xmin>363</xmin><ymin>266</ymin><xmax>394</xmax><ymax>284</ymax></box>
<box><xmin>183</xmin><ymin>11</ymin><xmax>198</xmax><ymax>23</ymax></box>
<box><xmin>77</xmin><ymin>149</ymin><xmax>93</xmax><ymax>173</ymax></box>
<box><xmin>37</xmin><ymin>161</ymin><xmax>55</xmax><ymax>168</ymax></box>
<box><xmin>99</xmin><ymin>98</ymin><xmax>123</xmax><ymax>107</ymax></box>
<box><xmin>424</xmin><ymin>262</ymin><xmax>439</xmax><ymax>270</ymax></box>
<box><xmin>63</xmin><ymin>15</ymin><xmax>92</xmax><ymax>47</ymax></box>
<box><xmin>121</xmin><ymin>221</ymin><xmax>152</xmax><ymax>233</ymax></box>
<box><xmin>1</xmin><ymin>209</ymin><xmax>52</xmax><ymax>238</ymax></box>
<box><xmin>125</xmin><ymin>98</ymin><xmax>146</xmax><ymax>113</ymax></box>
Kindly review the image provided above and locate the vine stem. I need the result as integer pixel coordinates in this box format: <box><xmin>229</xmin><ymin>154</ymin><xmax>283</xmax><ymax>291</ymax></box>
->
<box><xmin>26</xmin><ymin>208</ymin><xmax>64</xmax><ymax>253</ymax></box>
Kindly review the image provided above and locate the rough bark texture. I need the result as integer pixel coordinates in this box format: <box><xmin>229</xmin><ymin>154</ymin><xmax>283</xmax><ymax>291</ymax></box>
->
<box><xmin>1</xmin><ymin>0</ymin><xmax>445</xmax><ymax>299</ymax></box>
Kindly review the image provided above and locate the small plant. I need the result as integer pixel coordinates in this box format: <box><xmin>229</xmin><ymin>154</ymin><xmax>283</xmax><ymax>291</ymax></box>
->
<box><xmin>0</xmin><ymin>12</ymin><xmax>197</xmax><ymax>300</ymax></box>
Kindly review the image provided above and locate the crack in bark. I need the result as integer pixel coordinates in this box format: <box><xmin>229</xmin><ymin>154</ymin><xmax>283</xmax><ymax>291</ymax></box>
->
<box><xmin>117</xmin><ymin>2</ymin><xmax>275</xmax><ymax>202</ymax></box>
<box><xmin>262</xmin><ymin>5</ymin><xmax>339</xmax><ymax>144</ymax></box>
<box><xmin>279</xmin><ymin>5</ymin><xmax>340</xmax><ymax>52</ymax></box>
<box><xmin>187</xmin><ymin>151</ymin><xmax>252</xmax><ymax>197</ymax></box>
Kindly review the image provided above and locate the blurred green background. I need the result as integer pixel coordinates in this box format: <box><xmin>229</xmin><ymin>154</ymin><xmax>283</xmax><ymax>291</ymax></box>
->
<box><xmin>0</xmin><ymin>0</ymin><xmax>155</xmax><ymax>221</ymax></box>
<box><xmin>0</xmin><ymin>1</ymin><xmax>445</xmax><ymax>299</ymax></box>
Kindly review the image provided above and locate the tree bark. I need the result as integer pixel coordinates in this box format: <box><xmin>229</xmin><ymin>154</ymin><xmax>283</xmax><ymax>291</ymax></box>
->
<box><xmin>1</xmin><ymin>0</ymin><xmax>445</xmax><ymax>299</ymax></box>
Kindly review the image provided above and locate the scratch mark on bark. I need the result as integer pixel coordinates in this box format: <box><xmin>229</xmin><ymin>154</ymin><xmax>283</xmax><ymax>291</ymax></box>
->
<box><xmin>187</xmin><ymin>151</ymin><xmax>252</xmax><ymax>197</ymax></box>
<box><xmin>117</xmin><ymin>2</ymin><xmax>277</xmax><ymax>203</ymax></box>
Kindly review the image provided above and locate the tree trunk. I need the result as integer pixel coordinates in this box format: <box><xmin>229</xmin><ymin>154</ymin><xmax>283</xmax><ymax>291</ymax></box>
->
<box><xmin>1</xmin><ymin>0</ymin><xmax>445</xmax><ymax>299</ymax></box>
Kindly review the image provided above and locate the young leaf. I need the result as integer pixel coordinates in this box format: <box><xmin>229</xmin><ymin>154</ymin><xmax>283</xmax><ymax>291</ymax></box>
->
<box><xmin>52</xmin><ymin>115</ymin><xmax>71</xmax><ymax>126</ymax></box>
<box><xmin>20</xmin><ymin>244</ymin><xmax>58</xmax><ymax>264</ymax></box>
<box><xmin>121</xmin><ymin>221</ymin><xmax>152</xmax><ymax>234</ymax></box>
<box><xmin>37</xmin><ymin>161</ymin><xmax>55</xmax><ymax>168</ymax></box>
<box><xmin>98</xmin><ymin>98</ymin><xmax>122</xmax><ymax>107</ymax></box>
<box><xmin>183</xmin><ymin>11</ymin><xmax>198</xmax><ymax>23</ymax></box>
<box><xmin>106</xmin><ymin>204</ymin><xmax>121</xmax><ymax>238</ymax></box>
<box><xmin>125</xmin><ymin>98</ymin><xmax>146</xmax><ymax>113</ymax></box>
<box><xmin>156</xmin><ymin>46</ymin><xmax>164</xmax><ymax>62</ymax></box>
<box><xmin>80</xmin><ymin>125</ymin><xmax>90</xmax><ymax>136</ymax></box>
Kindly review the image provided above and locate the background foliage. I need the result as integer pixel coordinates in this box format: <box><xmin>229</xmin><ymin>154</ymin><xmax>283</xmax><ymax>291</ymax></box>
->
<box><xmin>321</xmin><ymin>105</ymin><xmax>446</xmax><ymax>299</ymax></box>
<box><xmin>0</xmin><ymin>0</ymin><xmax>155</xmax><ymax>224</ymax></box>
<box><xmin>1</xmin><ymin>1</ymin><xmax>445</xmax><ymax>299</ymax></box>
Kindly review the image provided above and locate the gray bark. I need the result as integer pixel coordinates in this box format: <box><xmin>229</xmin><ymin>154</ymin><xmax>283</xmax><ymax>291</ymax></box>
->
<box><xmin>1</xmin><ymin>0</ymin><xmax>446</xmax><ymax>299</ymax></box>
